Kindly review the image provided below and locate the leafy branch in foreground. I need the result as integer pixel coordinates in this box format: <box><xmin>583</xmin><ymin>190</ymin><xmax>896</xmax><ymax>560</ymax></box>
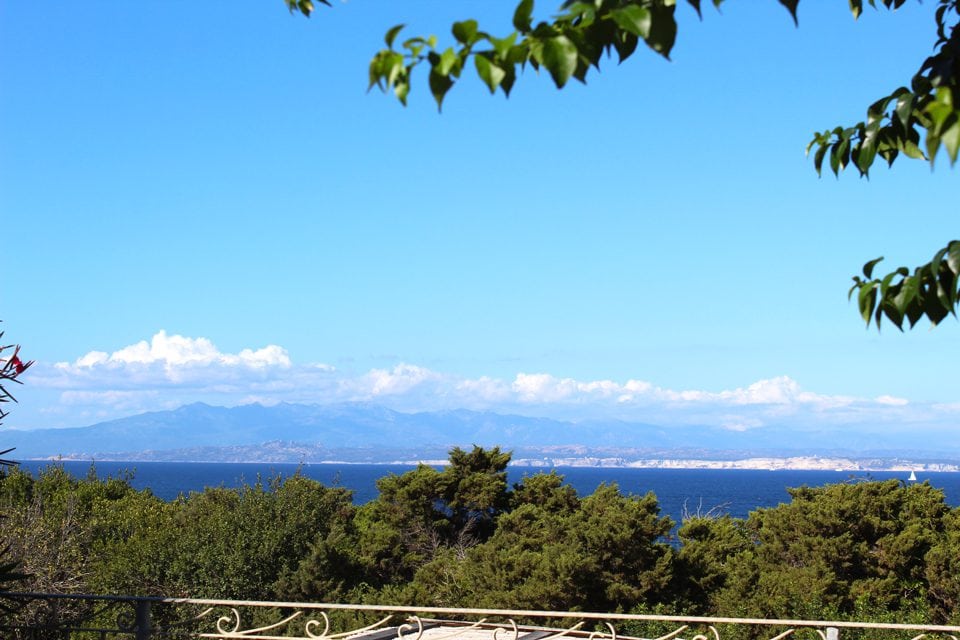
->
<box><xmin>371</xmin><ymin>0</ymin><xmax>725</xmax><ymax>110</ymax></box>
<box><xmin>288</xmin><ymin>0</ymin><xmax>798</xmax><ymax>109</ymax></box>
<box><xmin>291</xmin><ymin>0</ymin><xmax>957</xmax><ymax>175</ymax></box>
<box><xmin>808</xmin><ymin>0</ymin><xmax>960</xmax><ymax>177</ymax></box>
<box><xmin>0</xmin><ymin>333</ymin><xmax>32</xmax><ymax>465</ymax></box>
<box><xmin>361</xmin><ymin>0</ymin><xmax>684</xmax><ymax>110</ymax></box>
<box><xmin>287</xmin><ymin>1</ymin><xmax>946</xmax><ymax>123</ymax></box>
<box><xmin>850</xmin><ymin>240</ymin><xmax>960</xmax><ymax>330</ymax></box>
<box><xmin>0</xmin><ymin>329</ymin><xmax>32</xmax><ymax>592</ymax></box>
<box><xmin>287</xmin><ymin>0</ymin><xmax>958</xmax><ymax>333</ymax></box>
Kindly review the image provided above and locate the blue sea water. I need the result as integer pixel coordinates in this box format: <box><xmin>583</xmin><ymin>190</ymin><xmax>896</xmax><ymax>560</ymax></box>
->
<box><xmin>15</xmin><ymin>460</ymin><xmax>960</xmax><ymax>526</ymax></box>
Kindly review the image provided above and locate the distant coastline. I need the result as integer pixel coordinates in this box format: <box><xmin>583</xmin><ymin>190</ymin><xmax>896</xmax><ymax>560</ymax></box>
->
<box><xmin>511</xmin><ymin>457</ymin><xmax>960</xmax><ymax>472</ymax></box>
<box><xmin>19</xmin><ymin>460</ymin><xmax>960</xmax><ymax>520</ymax></box>
<box><xmin>15</xmin><ymin>401</ymin><xmax>960</xmax><ymax>473</ymax></box>
<box><xmin>34</xmin><ymin>453</ymin><xmax>960</xmax><ymax>472</ymax></box>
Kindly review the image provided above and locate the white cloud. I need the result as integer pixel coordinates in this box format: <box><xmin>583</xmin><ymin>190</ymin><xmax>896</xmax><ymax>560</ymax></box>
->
<box><xmin>875</xmin><ymin>394</ymin><xmax>909</xmax><ymax>406</ymax></box>
<box><xmin>932</xmin><ymin>402</ymin><xmax>960</xmax><ymax>412</ymax></box>
<box><xmin>454</xmin><ymin>376</ymin><xmax>511</xmax><ymax>403</ymax></box>
<box><xmin>21</xmin><ymin>331</ymin><xmax>953</xmax><ymax>434</ymax></box>
<box><xmin>364</xmin><ymin>364</ymin><xmax>440</xmax><ymax>396</ymax></box>
<box><xmin>59</xmin><ymin>330</ymin><xmax>291</xmax><ymax>372</ymax></box>
<box><xmin>512</xmin><ymin>373</ymin><xmax>579</xmax><ymax>403</ymax></box>
<box><xmin>59</xmin><ymin>389</ymin><xmax>160</xmax><ymax>410</ymax></box>
<box><xmin>726</xmin><ymin>376</ymin><xmax>802</xmax><ymax>404</ymax></box>
<box><xmin>46</xmin><ymin>389</ymin><xmax>179</xmax><ymax>422</ymax></box>
<box><xmin>505</xmin><ymin>372</ymin><xmax>850</xmax><ymax>415</ymax></box>
<box><xmin>75</xmin><ymin>351</ymin><xmax>109</xmax><ymax>367</ymax></box>
<box><xmin>719</xmin><ymin>416</ymin><xmax>765</xmax><ymax>432</ymax></box>
<box><xmin>510</xmin><ymin>373</ymin><xmax>635</xmax><ymax>404</ymax></box>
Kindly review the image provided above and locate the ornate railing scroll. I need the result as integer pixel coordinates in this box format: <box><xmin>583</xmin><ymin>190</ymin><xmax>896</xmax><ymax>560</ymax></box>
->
<box><xmin>2</xmin><ymin>593</ymin><xmax>960</xmax><ymax>640</ymax></box>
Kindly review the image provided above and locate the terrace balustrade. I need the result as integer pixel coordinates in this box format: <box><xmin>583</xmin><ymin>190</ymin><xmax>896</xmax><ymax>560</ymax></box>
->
<box><xmin>2</xmin><ymin>593</ymin><xmax>958</xmax><ymax>640</ymax></box>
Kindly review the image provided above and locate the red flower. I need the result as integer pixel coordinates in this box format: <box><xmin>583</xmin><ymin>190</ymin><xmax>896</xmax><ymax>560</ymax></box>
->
<box><xmin>10</xmin><ymin>356</ymin><xmax>24</xmax><ymax>374</ymax></box>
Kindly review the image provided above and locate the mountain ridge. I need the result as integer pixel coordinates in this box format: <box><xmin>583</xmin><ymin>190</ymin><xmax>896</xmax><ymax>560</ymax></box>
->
<box><xmin>10</xmin><ymin>401</ymin><xmax>960</xmax><ymax>465</ymax></box>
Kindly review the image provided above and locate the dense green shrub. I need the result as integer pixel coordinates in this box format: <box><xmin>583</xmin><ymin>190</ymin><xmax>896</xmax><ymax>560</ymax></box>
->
<box><xmin>2</xmin><ymin>453</ymin><xmax>958</xmax><ymax>625</ymax></box>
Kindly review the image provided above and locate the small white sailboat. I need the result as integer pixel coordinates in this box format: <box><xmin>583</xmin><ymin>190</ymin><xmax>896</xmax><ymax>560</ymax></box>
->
<box><xmin>908</xmin><ymin>470</ymin><xmax>918</xmax><ymax>482</ymax></box>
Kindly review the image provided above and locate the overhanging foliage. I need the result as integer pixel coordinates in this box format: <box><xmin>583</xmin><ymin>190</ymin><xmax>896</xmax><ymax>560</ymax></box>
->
<box><xmin>286</xmin><ymin>0</ymin><xmax>959</xmax><ymax>331</ymax></box>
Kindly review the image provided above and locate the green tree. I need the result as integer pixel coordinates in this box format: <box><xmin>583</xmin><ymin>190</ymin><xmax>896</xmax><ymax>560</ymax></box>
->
<box><xmin>350</xmin><ymin>463</ymin><xmax>446</xmax><ymax>587</ymax></box>
<box><xmin>712</xmin><ymin>480</ymin><xmax>949</xmax><ymax>621</ymax></box>
<box><xmin>407</xmin><ymin>474</ymin><xmax>674</xmax><ymax>613</ymax></box>
<box><xmin>440</xmin><ymin>445</ymin><xmax>512</xmax><ymax>540</ymax></box>
<box><xmin>0</xmin><ymin>465</ymin><xmax>358</xmax><ymax>632</ymax></box>
<box><xmin>289</xmin><ymin>446</ymin><xmax>513</xmax><ymax>599</ymax></box>
<box><xmin>672</xmin><ymin>514</ymin><xmax>752</xmax><ymax>613</ymax></box>
<box><xmin>151</xmin><ymin>474</ymin><xmax>354</xmax><ymax>600</ymax></box>
<box><xmin>0</xmin><ymin>464</ymin><xmax>156</xmax><ymax>628</ymax></box>
<box><xmin>925</xmin><ymin>506</ymin><xmax>960</xmax><ymax>623</ymax></box>
<box><xmin>276</xmin><ymin>513</ymin><xmax>367</xmax><ymax>603</ymax></box>
<box><xmin>288</xmin><ymin>0</ymin><xmax>959</xmax><ymax>331</ymax></box>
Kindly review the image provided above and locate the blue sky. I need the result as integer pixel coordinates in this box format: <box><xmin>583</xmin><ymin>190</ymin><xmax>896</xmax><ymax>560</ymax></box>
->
<box><xmin>1</xmin><ymin>1</ymin><xmax>957</xmax><ymax>442</ymax></box>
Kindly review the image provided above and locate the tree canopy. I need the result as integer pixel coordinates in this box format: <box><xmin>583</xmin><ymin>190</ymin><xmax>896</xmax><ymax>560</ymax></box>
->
<box><xmin>5</xmin><ymin>452</ymin><xmax>960</xmax><ymax>626</ymax></box>
<box><xmin>286</xmin><ymin>0</ymin><xmax>959</xmax><ymax>332</ymax></box>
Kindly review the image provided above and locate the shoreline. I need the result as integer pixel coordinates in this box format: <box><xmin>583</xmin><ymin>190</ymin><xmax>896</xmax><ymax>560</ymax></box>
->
<box><xmin>24</xmin><ymin>455</ymin><xmax>960</xmax><ymax>472</ymax></box>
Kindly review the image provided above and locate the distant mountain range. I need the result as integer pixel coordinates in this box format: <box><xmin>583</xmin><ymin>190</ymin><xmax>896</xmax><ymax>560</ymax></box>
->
<box><xmin>9</xmin><ymin>401</ymin><xmax>960</xmax><ymax>467</ymax></box>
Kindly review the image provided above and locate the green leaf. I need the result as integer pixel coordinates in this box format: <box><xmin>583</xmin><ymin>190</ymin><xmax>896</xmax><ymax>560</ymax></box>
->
<box><xmin>857</xmin><ymin>282</ymin><xmax>878</xmax><ymax>325</ymax></box>
<box><xmin>368</xmin><ymin>53</ymin><xmax>387</xmax><ymax>91</ymax></box>
<box><xmin>500</xmin><ymin>64</ymin><xmax>517</xmax><ymax>96</ymax></box>
<box><xmin>812</xmin><ymin>141</ymin><xmax>828</xmax><ymax>176</ymax></box>
<box><xmin>778</xmin><ymin>0</ymin><xmax>800</xmax><ymax>25</ymax></box>
<box><xmin>452</xmin><ymin>20</ymin><xmax>479</xmax><ymax>46</ymax></box>
<box><xmin>879</xmin><ymin>144</ymin><xmax>899</xmax><ymax>167</ymax></box>
<box><xmin>901</xmin><ymin>138</ymin><xmax>926</xmax><ymax>159</ymax></box>
<box><xmin>942</xmin><ymin>117</ymin><xmax>960</xmax><ymax>164</ymax></box>
<box><xmin>931</xmin><ymin>247</ymin><xmax>949</xmax><ymax>274</ymax></box>
<box><xmin>394</xmin><ymin>82</ymin><xmax>409</xmax><ymax>105</ymax></box>
<box><xmin>880</xmin><ymin>299</ymin><xmax>904</xmax><ymax>330</ymax></box>
<box><xmin>386</xmin><ymin>53</ymin><xmax>406</xmax><ymax>88</ymax></box>
<box><xmin>867</xmin><ymin>95</ymin><xmax>895</xmax><ymax>125</ymax></box>
<box><xmin>938</xmin><ymin>267</ymin><xmax>958</xmax><ymax>313</ymax></box>
<box><xmin>830</xmin><ymin>138</ymin><xmax>848</xmax><ymax>175</ymax></box>
<box><xmin>894</xmin><ymin>91</ymin><xmax>914</xmax><ymax>127</ymax></box>
<box><xmin>429</xmin><ymin>70</ymin><xmax>454</xmax><ymax>111</ymax></box>
<box><xmin>613</xmin><ymin>32</ymin><xmax>640</xmax><ymax>63</ymax></box>
<box><xmin>849</xmin><ymin>277</ymin><xmax>863</xmax><ymax>301</ymax></box>
<box><xmin>286</xmin><ymin>0</ymin><xmax>328</xmax><ymax>16</ymax></box>
<box><xmin>490</xmin><ymin>33</ymin><xmax>518</xmax><ymax>59</ymax></box>
<box><xmin>542</xmin><ymin>35</ymin><xmax>579</xmax><ymax>88</ymax></box>
<box><xmin>610</xmin><ymin>5</ymin><xmax>652</xmax><ymax>38</ymax></box>
<box><xmin>855</xmin><ymin>126</ymin><xmax>879</xmax><ymax>175</ymax></box>
<box><xmin>513</xmin><ymin>0</ymin><xmax>535</xmax><ymax>33</ymax></box>
<box><xmin>923</xmin><ymin>290</ymin><xmax>950</xmax><ymax>326</ymax></box>
<box><xmin>904</xmin><ymin>300</ymin><xmax>924</xmax><ymax>327</ymax></box>
<box><xmin>474</xmin><ymin>55</ymin><xmax>506</xmax><ymax>94</ymax></box>
<box><xmin>645</xmin><ymin>4</ymin><xmax>678</xmax><ymax>58</ymax></box>
<box><xmin>935</xmin><ymin>275</ymin><xmax>954</xmax><ymax>312</ymax></box>
<box><xmin>437</xmin><ymin>48</ymin><xmax>459</xmax><ymax>77</ymax></box>
<box><xmin>863</xmin><ymin>256</ymin><xmax>884</xmax><ymax>279</ymax></box>
<box><xmin>879</xmin><ymin>270</ymin><xmax>899</xmax><ymax>298</ymax></box>
<box><xmin>947</xmin><ymin>241</ymin><xmax>960</xmax><ymax>276</ymax></box>
<box><xmin>385</xmin><ymin>24</ymin><xmax>405</xmax><ymax>49</ymax></box>
<box><xmin>893</xmin><ymin>274</ymin><xmax>920</xmax><ymax>313</ymax></box>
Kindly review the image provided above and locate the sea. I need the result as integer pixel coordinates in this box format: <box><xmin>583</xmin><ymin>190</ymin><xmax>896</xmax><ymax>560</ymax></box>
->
<box><xmin>15</xmin><ymin>461</ymin><xmax>960</xmax><ymax>526</ymax></box>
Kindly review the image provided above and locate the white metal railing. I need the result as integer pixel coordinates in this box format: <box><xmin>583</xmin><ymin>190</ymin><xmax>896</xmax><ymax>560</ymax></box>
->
<box><xmin>1</xmin><ymin>593</ymin><xmax>959</xmax><ymax>640</ymax></box>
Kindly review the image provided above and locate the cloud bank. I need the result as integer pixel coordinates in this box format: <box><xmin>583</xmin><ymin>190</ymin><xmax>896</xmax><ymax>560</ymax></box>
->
<box><xmin>24</xmin><ymin>331</ymin><xmax>956</xmax><ymax>433</ymax></box>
